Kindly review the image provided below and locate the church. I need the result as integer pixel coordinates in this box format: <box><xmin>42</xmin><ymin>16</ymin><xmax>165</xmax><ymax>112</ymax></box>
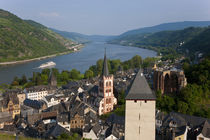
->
<box><xmin>88</xmin><ymin>51</ymin><xmax>117</xmax><ymax>116</ymax></box>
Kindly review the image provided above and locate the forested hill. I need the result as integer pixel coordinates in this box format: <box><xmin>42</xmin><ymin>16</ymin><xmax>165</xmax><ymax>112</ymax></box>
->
<box><xmin>116</xmin><ymin>21</ymin><xmax>210</xmax><ymax>38</ymax></box>
<box><xmin>109</xmin><ymin>26</ymin><xmax>210</xmax><ymax>56</ymax></box>
<box><xmin>0</xmin><ymin>9</ymin><xmax>76</xmax><ymax>62</ymax></box>
<box><xmin>181</xmin><ymin>27</ymin><xmax>210</xmax><ymax>55</ymax></box>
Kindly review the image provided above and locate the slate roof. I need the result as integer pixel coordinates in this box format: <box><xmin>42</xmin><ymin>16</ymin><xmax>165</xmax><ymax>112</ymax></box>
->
<box><xmin>201</xmin><ymin>120</ymin><xmax>210</xmax><ymax>138</ymax></box>
<box><xmin>1</xmin><ymin>92</ymin><xmax>19</xmax><ymax>108</ymax></box>
<box><xmin>0</xmin><ymin>112</ymin><xmax>13</xmax><ymax>123</ymax></box>
<box><xmin>57</xmin><ymin>112</ymin><xmax>70</xmax><ymax>122</ymax></box>
<box><xmin>105</xmin><ymin>124</ymin><xmax>120</xmax><ymax>139</ymax></box>
<box><xmin>45</xmin><ymin>94</ymin><xmax>58</xmax><ymax>102</ymax></box>
<box><xmin>106</xmin><ymin>114</ymin><xmax>125</xmax><ymax>126</ymax></box>
<box><xmin>92</xmin><ymin>124</ymin><xmax>101</xmax><ymax>136</ymax></box>
<box><xmin>125</xmin><ymin>69</ymin><xmax>156</xmax><ymax>100</ymax></box>
<box><xmin>175</xmin><ymin>125</ymin><xmax>187</xmax><ymax>137</ymax></box>
<box><xmin>102</xmin><ymin>49</ymin><xmax>109</xmax><ymax>76</ymax></box>
<box><xmin>168</xmin><ymin>112</ymin><xmax>210</xmax><ymax>128</ymax></box>
<box><xmin>47</xmin><ymin>124</ymin><xmax>72</xmax><ymax>138</ymax></box>
<box><xmin>62</xmin><ymin>81</ymin><xmax>79</xmax><ymax>89</ymax></box>
<box><xmin>24</xmin><ymin>99</ymin><xmax>45</xmax><ymax>110</ymax></box>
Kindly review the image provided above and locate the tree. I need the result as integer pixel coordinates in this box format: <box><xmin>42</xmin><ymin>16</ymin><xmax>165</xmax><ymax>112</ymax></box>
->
<box><xmin>52</xmin><ymin>68</ymin><xmax>59</xmax><ymax>77</ymax></box>
<box><xmin>69</xmin><ymin>69</ymin><xmax>80</xmax><ymax>80</ymax></box>
<box><xmin>41</xmin><ymin>68</ymin><xmax>50</xmax><ymax>77</ymax></box>
<box><xmin>32</xmin><ymin>72</ymin><xmax>37</xmax><ymax>83</ymax></box>
<box><xmin>84</xmin><ymin>70</ymin><xmax>94</xmax><ymax>79</ymax></box>
<box><xmin>131</xmin><ymin>55</ymin><xmax>142</xmax><ymax>68</ymax></box>
<box><xmin>60</xmin><ymin>71</ymin><xmax>69</xmax><ymax>82</ymax></box>
<box><xmin>20</xmin><ymin>74</ymin><xmax>27</xmax><ymax>85</ymax></box>
<box><xmin>11</xmin><ymin>76</ymin><xmax>19</xmax><ymax>86</ymax></box>
<box><xmin>96</xmin><ymin>59</ymin><xmax>103</xmax><ymax>75</ymax></box>
<box><xmin>36</xmin><ymin>75</ymin><xmax>43</xmax><ymax>85</ymax></box>
<box><xmin>89</xmin><ymin>65</ymin><xmax>97</xmax><ymax>77</ymax></box>
<box><xmin>177</xmin><ymin>101</ymin><xmax>188</xmax><ymax>114</ymax></box>
<box><xmin>142</xmin><ymin>57</ymin><xmax>156</xmax><ymax>68</ymax></box>
<box><xmin>110</xmin><ymin>59</ymin><xmax>121</xmax><ymax>74</ymax></box>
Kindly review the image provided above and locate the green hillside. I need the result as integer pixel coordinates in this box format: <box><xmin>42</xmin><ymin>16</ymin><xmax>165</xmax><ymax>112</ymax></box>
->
<box><xmin>181</xmin><ymin>27</ymin><xmax>210</xmax><ymax>55</ymax></box>
<box><xmin>0</xmin><ymin>9</ymin><xmax>76</xmax><ymax>62</ymax></box>
<box><xmin>114</xmin><ymin>21</ymin><xmax>210</xmax><ymax>38</ymax></box>
<box><xmin>109</xmin><ymin>26</ymin><xmax>210</xmax><ymax>57</ymax></box>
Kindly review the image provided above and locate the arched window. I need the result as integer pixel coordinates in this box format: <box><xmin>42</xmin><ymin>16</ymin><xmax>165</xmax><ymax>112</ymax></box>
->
<box><xmin>109</xmin><ymin>81</ymin><xmax>111</xmax><ymax>86</ymax></box>
<box><xmin>106</xmin><ymin>82</ymin><xmax>108</xmax><ymax>86</ymax></box>
<box><xmin>106</xmin><ymin>98</ymin><xmax>109</xmax><ymax>103</ymax></box>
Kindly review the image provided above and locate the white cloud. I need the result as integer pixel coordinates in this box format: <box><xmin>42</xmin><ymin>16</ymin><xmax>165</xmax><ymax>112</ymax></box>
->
<box><xmin>39</xmin><ymin>12</ymin><xmax>60</xmax><ymax>18</ymax></box>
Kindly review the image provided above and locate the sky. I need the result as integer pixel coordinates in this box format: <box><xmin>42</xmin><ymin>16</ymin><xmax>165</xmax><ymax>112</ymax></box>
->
<box><xmin>1</xmin><ymin>0</ymin><xmax>210</xmax><ymax>35</ymax></box>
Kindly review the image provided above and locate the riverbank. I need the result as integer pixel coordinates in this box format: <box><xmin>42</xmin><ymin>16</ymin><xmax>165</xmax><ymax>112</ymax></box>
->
<box><xmin>0</xmin><ymin>42</ymin><xmax>156</xmax><ymax>84</ymax></box>
<box><xmin>0</xmin><ymin>44</ymin><xmax>83</xmax><ymax>66</ymax></box>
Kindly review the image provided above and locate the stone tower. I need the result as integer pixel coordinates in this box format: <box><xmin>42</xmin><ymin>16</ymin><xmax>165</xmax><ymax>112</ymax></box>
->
<box><xmin>49</xmin><ymin>71</ymin><xmax>57</xmax><ymax>86</ymax></box>
<box><xmin>125</xmin><ymin>69</ymin><xmax>156</xmax><ymax>140</ymax></box>
<box><xmin>98</xmin><ymin>50</ymin><xmax>117</xmax><ymax>115</ymax></box>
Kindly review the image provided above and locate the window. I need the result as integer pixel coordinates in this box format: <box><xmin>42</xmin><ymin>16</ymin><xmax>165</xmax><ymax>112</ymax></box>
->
<box><xmin>145</xmin><ymin>100</ymin><xmax>147</xmax><ymax>103</ymax></box>
<box><xmin>139</xmin><ymin>114</ymin><xmax>140</xmax><ymax>120</ymax></box>
<box><xmin>134</xmin><ymin>100</ymin><xmax>137</xmax><ymax>103</ymax></box>
<box><xmin>139</xmin><ymin>126</ymin><xmax>140</xmax><ymax>134</ymax></box>
<box><xmin>106</xmin><ymin>82</ymin><xmax>108</xmax><ymax>86</ymax></box>
<box><xmin>109</xmin><ymin>81</ymin><xmax>111</xmax><ymax>86</ymax></box>
<box><xmin>106</xmin><ymin>98</ymin><xmax>109</xmax><ymax>103</ymax></box>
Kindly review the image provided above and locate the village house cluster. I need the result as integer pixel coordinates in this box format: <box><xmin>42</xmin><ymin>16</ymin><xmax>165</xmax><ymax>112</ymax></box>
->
<box><xmin>0</xmin><ymin>53</ymin><xmax>209</xmax><ymax>140</ymax></box>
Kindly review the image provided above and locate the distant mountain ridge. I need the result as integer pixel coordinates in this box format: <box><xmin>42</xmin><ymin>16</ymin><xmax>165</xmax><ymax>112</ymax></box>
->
<box><xmin>0</xmin><ymin>9</ymin><xmax>76</xmax><ymax>62</ymax></box>
<box><xmin>109</xmin><ymin>21</ymin><xmax>210</xmax><ymax>56</ymax></box>
<box><xmin>118</xmin><ymin>21</ymin><xmax>210</xmax><ymax>37</ymax></box>
<box><xmin>51</xmin><ymin>28</ymin><xmax>115</xmax><ymax>43</ymax></box>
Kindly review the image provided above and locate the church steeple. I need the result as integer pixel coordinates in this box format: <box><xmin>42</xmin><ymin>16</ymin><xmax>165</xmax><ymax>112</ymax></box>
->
<box><xmin>102</xmin><ymin>48</ymin><xmax>109</xmax><ymax>76</ymax></box>
<box><xmin>49</xmin><ymin>71</ymin><xmax>57</xmax><ymax>86</ymax></box>
<box><xmin>98</xmin><ymin>49</ymin><xmax>117</xmax><ymax>115</ymax></box>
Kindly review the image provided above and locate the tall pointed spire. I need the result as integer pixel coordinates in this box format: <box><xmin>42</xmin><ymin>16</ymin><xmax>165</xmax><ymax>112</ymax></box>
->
<box><xmin>102</xmin><ymin>48</ymin><xmax>109</xmax><ymax>76</ymax></box>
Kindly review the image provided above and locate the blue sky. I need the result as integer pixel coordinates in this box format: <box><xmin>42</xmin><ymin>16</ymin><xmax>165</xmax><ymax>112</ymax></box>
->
<box><xmin>1</xmin><ymin>0</ymin><xmax>210</xmax><ymax>35</ymax></box>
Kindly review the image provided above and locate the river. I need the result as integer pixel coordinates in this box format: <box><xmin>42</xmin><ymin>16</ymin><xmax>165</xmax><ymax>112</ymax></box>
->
<box><xmin>0</xmin><ymin>42</ymin><xmax>156</xmax><ymax>84</ymax></box>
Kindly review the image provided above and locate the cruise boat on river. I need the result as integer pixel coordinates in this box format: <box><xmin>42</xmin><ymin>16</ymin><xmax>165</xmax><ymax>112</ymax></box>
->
<box><xmin>39</xmin><ymin>61</ymin><xmax>56</xmax><ymax>68</ymax></box>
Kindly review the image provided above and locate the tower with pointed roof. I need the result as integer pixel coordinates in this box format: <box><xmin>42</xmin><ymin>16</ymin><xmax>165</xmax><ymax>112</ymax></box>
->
<box><xmin>98</xmin><ymin>50</ymin><xmax>117</xmax><ymax>115</ymax></box>
<box><xmin>49</xmin><ymin>71</ymin><xmax>57</xmax><ymax>87</ymax></box>
<box><xmin>125</xmin><ymin>69</ymin><xmax>156</xmax><ymax>140</ymax></box>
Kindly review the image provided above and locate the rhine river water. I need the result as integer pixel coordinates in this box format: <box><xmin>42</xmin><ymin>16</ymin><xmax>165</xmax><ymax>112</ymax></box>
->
<box><xmin>0</xmin><ymin>42</ymin><xmax>156</xmax><ymax>84</ymax></box>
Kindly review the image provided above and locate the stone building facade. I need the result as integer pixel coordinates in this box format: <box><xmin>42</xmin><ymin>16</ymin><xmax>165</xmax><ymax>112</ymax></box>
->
<box><xmin>153</xmin><ymin>69</ymin><xmax>187</xmax><ymax>94</ymax></box>
<box><xmin>98</xmin><ymin>51</ymin><xmax>117</xmax><ymax>115</ymax></box>
<box><xmin>125</xmin><ymin>70</ymin><xmax>156</xmax><ymax>140</ymax></box>
<box><xmin>1</xmin><ymin>92</ymin><xmax>20</xmax><ymax>118</ymax></box>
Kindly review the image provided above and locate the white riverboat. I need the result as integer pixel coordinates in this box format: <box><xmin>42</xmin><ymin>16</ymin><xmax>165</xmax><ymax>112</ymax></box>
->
<box><xmin>39</xmin><ymin>61</ymin><xmax>56</xmax><ymax>69</ymax></box>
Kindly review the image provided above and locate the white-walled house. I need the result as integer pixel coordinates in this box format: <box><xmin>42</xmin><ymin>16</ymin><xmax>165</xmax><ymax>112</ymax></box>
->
<box><xmin>105</xmin><ymin>135</ymin><xmax>118</xmax><ymax>140</ymax></box>
<box><xmin>24</xmin><ymin>85</ymin><xmax>56</xmax><ymax>101</ymax></box>
<box><xmin>43</xmin><ymin>94</ymin><xmax>69</xmax><ymax>107</ymax></box>
<box><xmin>83</xmin><ymin>124</ymin><xmax>101</xmax><ymax>140</ymax></box>
<box><xmin>57</xmin><ymin>113</ymin><xmax>71</xmax><ymax>132</ymax></box>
